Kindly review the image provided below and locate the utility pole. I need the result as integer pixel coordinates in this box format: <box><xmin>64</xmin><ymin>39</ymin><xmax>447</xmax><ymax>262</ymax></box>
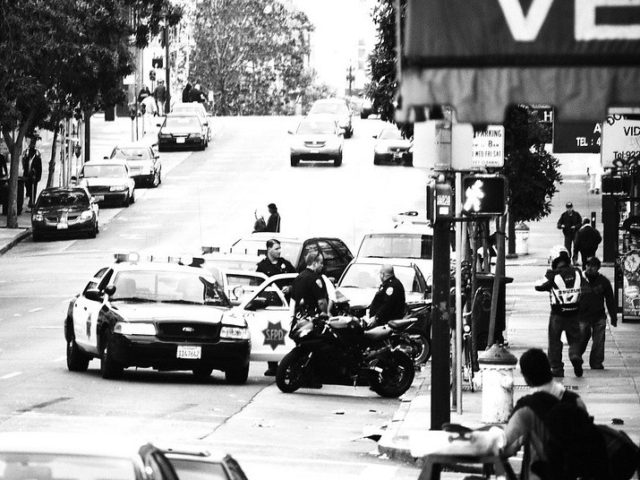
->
<box><xmin>346</xmin><ymin>65</ymin><xmax>354</xmax><ymax>97</ymax></box>
<box><xmin>164</xmin><ymin>16</ymin><xmax>171</xmax><ymax>115</ymax></box>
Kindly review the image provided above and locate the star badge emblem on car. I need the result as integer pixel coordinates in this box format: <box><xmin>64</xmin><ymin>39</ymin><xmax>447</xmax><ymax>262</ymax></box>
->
<box><xmin>262</xmin><ymin>321</ymin><xmax>287</xmax><ymax>350</ymax></box>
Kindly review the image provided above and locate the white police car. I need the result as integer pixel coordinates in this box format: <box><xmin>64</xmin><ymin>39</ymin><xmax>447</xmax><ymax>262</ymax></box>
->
<box><xmin>64</xmin><ymin>252</ymin><xmax>251</xmax><ymax>383</ymax></box>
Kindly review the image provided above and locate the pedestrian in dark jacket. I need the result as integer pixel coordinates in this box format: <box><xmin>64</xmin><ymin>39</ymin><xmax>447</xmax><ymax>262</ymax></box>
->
<box><xmin>579</xmin><ymin>257</ymin><xmax>616</xmax><ymax>369</ymax></box>
<box><xmin>182</xmin><ymin>82</ymin><xmax>192</xmax><ymax>103</ymax></box>
<box><xmin>574</xmin><ymin>219</ymin><xmax>602</xmax><ymax>266</ymax></box>
<box><xmin>535</xmin><ymin>246</ymin><xmax>585</xmax><ymax>377</ymax></box>
<box><xmin>265</xmin><ymin>203</ymin><xmax>281</xmax><ymax>232</ymax></box>
<box><xmin>22</xmin><ymin>136</ymin><xmax>42</xmax><ymax>209</ymax></box>
<box><xmin>153</xmin><ymin>80</ymin><xmax>167</xmax><ymax>115</ymax></box>
<box><xmin>557</xmin><ymin>202</ymin><xmax>582</xmax><ymax>261</ymax></box>
<box><xmin>138</xmin><ymin>85</ymin><xmax>151</xmax><ymax>104</ymax></box>
<box><xmin>189</xmin><ymin>83</ymin><xmax>206</xmax><ymax>103</ymax></box>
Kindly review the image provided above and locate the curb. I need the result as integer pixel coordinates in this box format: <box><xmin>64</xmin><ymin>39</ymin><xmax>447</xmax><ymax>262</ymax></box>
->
<box><xmin>0</xmin><ymin>228</ymin><xmax>31</xmax><ymax>256</ymax></box>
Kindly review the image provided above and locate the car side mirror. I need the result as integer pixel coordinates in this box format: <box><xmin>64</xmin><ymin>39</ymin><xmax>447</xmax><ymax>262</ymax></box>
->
<box><xmin>287</xmin><ymin>130</ymin><xmax>293</xmax><ymax>135</ymax></box>
<box><xmin>372</xmin><ymin>134</ymin><xmax>378</xmax><ymax>139</ymax></box>
<box><xmin>247</xmin><ymin>297</ymin><xmax>268</xmax><ymax>311</ymax></box>
<box><xmin>203</xmin><ymin>122</ymin><xmax>208</xmax><ymax>126</ymax></box>
<box><xmin>103</xmin><ymin>156</ymin><xmax>109</xmax><ymax>160</ymax></box>
<box><xmin>85</xmin><ymin>288</ymin><xmax>103</xmax><ymax>302</ymax></box>
<box><xmin>104</xmin><ymin>285</ymin><xmax>116</xmax><ymax>296</ymax></box>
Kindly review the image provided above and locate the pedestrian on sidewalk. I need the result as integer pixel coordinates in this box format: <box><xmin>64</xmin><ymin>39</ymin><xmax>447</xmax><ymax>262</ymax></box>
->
<box><xmin>574</xmin><ymin>218</ymin><xmax>602</xmax><ymax>266</ymax></box>
<box><xmin>153</xmin><ymin>80</ymin><xmax>167</xmax><ymax>115</ymax></box>
<box><xmin>557</xmin><ymin>202</ymin><xmax>582</xmax><ymax>261</ymax></box>
<box><xmin>182</xmin><ymin>82</ymin><xmax>192</xmax><ymax>103</ymax></box>
<box><xmin>21</xmin><ymin>135</ymin><xmax>42</xmax><ymax>210</ymax></box>
<box><xmin>265</xmin><ymin>203</ymin><xmax>281</xmax><ymax>232</ymax></box>
<box><xmin>535</xmin><ymin>246</ymin><xmax>585</xmax><ymax>377</ymax></box>
<box><xmin>579</xmin><ymin>257</ymin><xmax>617</xmax><ymax>370</ymax></box>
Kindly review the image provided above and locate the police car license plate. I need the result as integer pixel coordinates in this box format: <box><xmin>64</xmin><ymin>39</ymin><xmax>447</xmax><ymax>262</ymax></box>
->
<box><xmin>56</xmin><ymin>222</ymin><xmax>68</xmax><ymax>230</ymax></box>
<box><xmin>177</xmin><ymin>345</ymin><xmax>201</xmax><ymax>359</ymax></box>
<box><xmin>176</xmin><ymin>137</ymin><xmax>186</xmax><ymax>144</ymax></box>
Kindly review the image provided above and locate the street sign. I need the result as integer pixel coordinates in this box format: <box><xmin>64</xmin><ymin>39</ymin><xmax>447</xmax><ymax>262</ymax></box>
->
<box><xmin>461</xmin><ymin>175</ymin><xmax>507</xmax><ymax>217</ymax></box>
<box><xmin>553</xmin><ymin>121</ymin><xmax>601</xmax><ymax>154</ymax></box>
<box><xmin>601</xmin><ymin>116</ymin><xmax>640</xmax><ymax>169</ymax></box>
<box><xmin>471</xmin><ymin>125</ymin><xmax>504</xmax><ymax>168</ymax></box>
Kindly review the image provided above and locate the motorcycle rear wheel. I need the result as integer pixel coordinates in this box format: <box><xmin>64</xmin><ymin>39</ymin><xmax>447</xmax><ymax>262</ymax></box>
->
<box><xmin>402</xmin><ymin>330</ymin><xmax>431</xmax><ymax>365</ymax></box>
<box><xmin>369</xmin><ymin>351</ymin><xmax>415</xmax><ymax>398</ymax></box>
<box><xmin>276</xmin><ymin>348</ymin><xmax>311</xmax><ymax>393</ymax></box>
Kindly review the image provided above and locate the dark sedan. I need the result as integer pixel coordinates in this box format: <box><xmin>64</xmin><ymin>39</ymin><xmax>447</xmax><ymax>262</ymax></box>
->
<box><xmin>157</xmin><ymin>114</ymin><xmax>208</xmax><ymax>151</ymax></box>
<box><xmin>31</xmin><ymin>186</ymin><xmax>99</xmax><ymax>241</ymax></box>
<box><xmin>109</xmin><ymin>143</ymin><xmax>162</xmax><ymax>187</ymax></box>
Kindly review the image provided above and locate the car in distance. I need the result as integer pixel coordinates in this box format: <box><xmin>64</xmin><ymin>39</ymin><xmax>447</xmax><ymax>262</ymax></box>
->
<box><xmin>64</xmin><ymin>253</ymin><xmax>251</xmax><ymax>383</ymax></box>
<box><xmin>373</xmin><ymin>124</ymin><xmax>413</xmax><ymax>166</ymax></box>
<box><xmin>109</xmin><ymin>142</ymin><xmax>162</xmax><ymax>188</ymax></box>
<box><xmin>289</xmin><ymin>115</ymin><xmax>344</xmax><ymax>167</ymax></box>
<box><xmin>160</xmin><ymin>444</ymin><xmax>249</xmax><ymax>480</ymax></box>
<box><xmin>78</xmin><ymin>159</ymin><xmax>135</xmax><ymax>207</ymax></box>
<box><xmin>171</xmin><ymin>102</ymin><xmax>212</xmax><ymax>141</ymax></box>
<box><xmin>157</xmin><ymin>114</ymin><xmax>208</xmax><ymax>151</ymax></box>
<box><xmin>0</xmin><ymin>432</ymin><xmax>179</xmax><ymax>480</ymax></box>
<box><xmin>308</xmin><ymin>98</ymin><xmax>354</xmax><ymax>138</ymax></box>
<box><xmin>31</xmin><ymin>186</ymin><xmax>99</xmax><ymax>241</ymax></box>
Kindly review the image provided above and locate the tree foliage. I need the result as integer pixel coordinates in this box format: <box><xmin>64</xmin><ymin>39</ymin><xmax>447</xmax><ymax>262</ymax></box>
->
<box><xmin>190</xmin><ymin>0</ymin><xmax>314</xmax><ymax>116</ymax></box>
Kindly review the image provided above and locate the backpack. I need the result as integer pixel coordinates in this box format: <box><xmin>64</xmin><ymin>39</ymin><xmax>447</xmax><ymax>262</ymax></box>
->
<box><xmin>597</xmin><ymin>424</ymin><xmax>640</xmax><ymax>480</ymax></box>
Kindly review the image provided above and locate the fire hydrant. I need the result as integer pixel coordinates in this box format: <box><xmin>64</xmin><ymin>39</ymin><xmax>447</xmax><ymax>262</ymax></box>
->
<box><xmin>515</xmin><ymin>222</ymin><xmax>530</xmax><ymax>255</ymax></box>
<box><xmin>478</xmin><ymin>344</ymin><xmax>517</xmax><ymax>424</ymax></box>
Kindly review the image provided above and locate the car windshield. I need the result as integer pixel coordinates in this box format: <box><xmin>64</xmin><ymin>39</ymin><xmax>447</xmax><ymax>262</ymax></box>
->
<box><xmin>296</xmin><ymin>119</ymin><xmax>335</xmax><ymax>135</ymax></box>
<box><xmin>378</xmin><ymin>127</ymin><xmax>404</xmax><ymax>140</ymax></box>
<box><xmin>110</xmin><ymin>270</ymin><xmax>230</xmax><ymax>307</ymax></box>
<box><xmin>82</xmin><ymin>165</ymin><xmax>127</xmax><ymax>178</ymax></box>
<box><xmin>0</xmin><ymin>453</ymin><xmax>136</xmax><ymax>480</ymax></box>
<box><xmin>167</xmin><ymin>458</ymin><xmax>227</xmax><ymax>480</ymax></box>
<box><xmin>173</xmin><ymin>106</ymin><xmax>205</xmax><ymax>116</ymax></box>
<box><xmin>232</xmin><ymin>239</ymin><xmax>302</xmax><ymax>264</ymax></box>
<box><xmin>111</xmin><ymin>148</ymin><xmax>150</xmax><ymax>160</ymax></box>
<box><xmin>339</xmin><ymin>263</ymin><xmax>423</xmax><ymax>293</ymax></box>
<box><xmin>38</xmin><ymin>191</ymin><xmax>89</xmax><ymax>207</ymax></box>
<box><xmin>309</xmin><ymin>103</ymin><xmax>347</xmax><ymax>115</ymax></box>
<box><xmin>358</xmin><ymin>233</ymin><xmax>433</xmax><ymax>260</ymax></box>
<box><xmin>164</xmin><ymin>116</ymin><xmax>201</xmax><ymax>129</ymax></box>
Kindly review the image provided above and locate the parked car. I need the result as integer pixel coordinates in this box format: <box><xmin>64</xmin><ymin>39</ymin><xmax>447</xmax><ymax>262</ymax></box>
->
<box><xmin>109</xmin><ymin>142</ymin><xmax>162</xmax><ymax>187</ymax></box>
<box><xmin>78</xmin><ymin>159</ymin><xmax>135</xmax><ymax>207</ymax></box>
<box><xmin>160</xmin><ymin>444</ymin><xmax>249</xmax><ymax>480</ymax></box>
<box><xmin>64</xmin><ymin>252</ymin><xmax>251</xmax><ymax>383</ymax></box>
<box><xmin>171</xmin><ymin>102</ymin><xmax>212</xmax><ymax>142</ymax></box>
<box><xmin>308</xmin><ymin>98</ymin><xmax>354</xmax><ymax>138</ymax></box>
<box><xmin>31</xmin><ymin>186</ymin><xmax>99</xmax><ymax>241</ymax></box>
<box><xmin>373</xmin><ymin>124</ymin><xmax>413</xmax><ymax>166</ymax></box>
<box><xmin>157</xmin><ymin>114</ymin><xmax>208</xmax><ymax>151</ymax></box>
<box><xmin>289</xmin><ymin>115</ymin><xmax>344</xmax><ymax>167</ymax></box>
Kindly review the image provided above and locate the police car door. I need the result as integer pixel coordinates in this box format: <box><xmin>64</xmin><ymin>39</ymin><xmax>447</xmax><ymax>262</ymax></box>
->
<box><xmin>72</xmin><ymin>267</ymin><xmax>109</xmax><ymax>353</ymax></box>
<box><xmin>241</xmin><ymin>274</ymin><xmax>296</xmax><ymax>363</ymax></box>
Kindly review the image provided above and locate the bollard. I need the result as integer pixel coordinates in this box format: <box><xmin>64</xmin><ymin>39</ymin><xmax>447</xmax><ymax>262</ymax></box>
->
<box><xmin>478</xmin><ymin>344</ymin><xmax>517</xmax><ymax>424</ymax></box>
<box><xmin>514</xmin><ymin>222</ymin><xmax>530</xmax><ymax>255</ymax></box>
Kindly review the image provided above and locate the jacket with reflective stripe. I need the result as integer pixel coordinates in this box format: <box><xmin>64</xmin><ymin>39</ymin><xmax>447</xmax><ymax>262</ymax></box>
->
<box><xmin>535</xmin><ymin>266</ymin><xmax>583</xmax><ymax>315</ymax></box>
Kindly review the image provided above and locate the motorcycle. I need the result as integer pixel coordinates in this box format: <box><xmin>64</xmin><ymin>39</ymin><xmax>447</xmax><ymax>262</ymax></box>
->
<box><xmin>275</xmin><ymin>314</ymin><xmax>415</xmax><ymax>398</ymax></box>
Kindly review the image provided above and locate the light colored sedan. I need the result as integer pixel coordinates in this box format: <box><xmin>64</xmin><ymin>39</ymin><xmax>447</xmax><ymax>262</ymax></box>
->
<box><xmin>289</xmin><ymin>114</ymin><xmax>344</xmax><ymax>167</ymax></box>
<box><xmin>373</xmin><ymin>124</ymin><xmax>413</xmax><ymax>166</ymax></box>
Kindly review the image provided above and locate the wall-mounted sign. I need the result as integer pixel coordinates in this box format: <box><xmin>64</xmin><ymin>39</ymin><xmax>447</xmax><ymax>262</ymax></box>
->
<box><xmin>602</xmin><ymin>116</ymin><xmax>640</xmax><ymax>169</ymax></box>
<box><xmin>553</xmin><ymin>122</ymin><xmax>601</xmax><ymax>154</ymax></box>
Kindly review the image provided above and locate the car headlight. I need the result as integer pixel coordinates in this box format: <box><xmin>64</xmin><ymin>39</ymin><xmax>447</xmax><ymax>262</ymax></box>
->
<box><xmin>189</xmin><ymin>133</ymin><xmax>202</xmax><ymax>139</ymax></box>
<box><xmin>114</xmin><ymin>322</ymin><xmax>156</xmax><ymax>335</ymax></box>
<box><xmin>374</xmin><ymin>145</ymin><xmax>388</xmax><ymax>154</ymax></box>
<box><xmin>32</xmin><ymin>212</ymin><xmax>44</xmax><ymax>221</ymax></box>
<box><xmin>220</xmin><ymin>325</ymin><xmax>250</xmax><ymax>340</ymax></box>
<box><xmin>110</xmin><ymin>185</ymin><xmax>128</xmax><ymax>192</ymax></box>
<box><xmin>79</xmin><ymin>210</ymin><xmax>93</xmax><ymax>220</ymax></box>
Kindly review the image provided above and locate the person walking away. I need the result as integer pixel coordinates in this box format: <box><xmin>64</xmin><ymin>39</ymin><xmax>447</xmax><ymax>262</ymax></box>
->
<box><xmin>265</xmin><ymin>203</ymin><xmax>281</xmax><ymax>232</ymax></box>
<box><xmin>153</xmin><ymin>80</ymin><xmax>167</xmax><ymax>115</ymax></box>
<box><xmin>182</xmin><ymin>82</ymin><xmax>192</xmax><ymax>103</ymax></box>
<box><xmin>587</xmin><ymin>156</ymin><xmax>604</xmax><ymax>194</ymax></box>
<box><xmin>535</xmin><ymin>246</ymin><xmax>585</xmax><ymax>377</ymax></box>
<box><xmin>367</xmin><ymin>265</ymin><xmax>406</xmax><ymax>328</ymax></box>
<box><xmin>574</xmin><ymin>218</ymin><xmax>602</xmax><ymax>266</ymax></box>
<box><xmin>557</xmin><ymin>202</ymin><xmax>582</xmax><ymax>261</ymax></box>
<box><xmin>579</xmin><ymin>257</ymin><xmax>616</xmax><ymax>370</ymax></box>
<box><xmin>189</xmin><ymin>83</ymin><xmax>206</xmax><ymax>103</ymax></box>
<box><xmin>138</xmin><ymin>85</ymin><xmax>151</xmax><ymax>104</ymax></box>
<box><xmin>21</xmin><ymin>136</ymin><xmax>42</xmax><ymax>210</ymax></box>
<box><xmin>257</xmin><ymin>238</ymin><xmax>296</xmax><ymax>377</ymax></box>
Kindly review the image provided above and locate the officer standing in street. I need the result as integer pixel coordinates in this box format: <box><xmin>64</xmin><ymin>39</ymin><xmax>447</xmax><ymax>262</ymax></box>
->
<box><xmin>535</xmin><ymin>246</ymin><xmax>585</xmax><ymax>377</ymax></box>
<box><xmin>579</xmin><ymin>256</ymin><xmax>617</xmax><ymax>370</ymax></box>
<box><xmin>290</xmin><ymin>252</ymin><xmax>328</xmax><ymax>320</ymax></box>
<box><xmin>256</xmin><ymin>238</ymin><xmax>296</xmax><ymax>377</ymax></box>
<box><xmin>557</xmin><ymin>202</ymin><xmax>582</xmax><ymax>261</ymax></box>
<box><xmin>368</xmin><ymin>265</ymin><xmax>406</xmax><ymax>328</ymax></box>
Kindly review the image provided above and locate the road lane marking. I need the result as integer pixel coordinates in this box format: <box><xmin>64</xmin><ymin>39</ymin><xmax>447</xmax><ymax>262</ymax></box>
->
<box><xmin>28</xmin><ymin>308</ymin><xmax>43</xmax><ymax>313</ymax></box>
<box><xmin>1</xmin><ymin>372</ymin><xmax>22</xmax><ymax>380</ymax></box>
<box><xmin>28</xmin><ymin>326</ymin><xmax>61</xmax><ymax>329</ymax></box>
<box><xmin>53</xmin><ymin>356</ymin><xmax>66</xmax><ymax>363</ymax></box>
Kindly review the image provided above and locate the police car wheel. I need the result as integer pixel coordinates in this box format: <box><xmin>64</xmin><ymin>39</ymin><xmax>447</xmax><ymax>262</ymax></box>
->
<box><xmin>225</xmin><ymin>364</ymin><xmax>249</xmax><ymax>384</ymax></box>
<box><xmin>67</xmin><ymin>339</ymin><xmax>90</xmax><ymax>372</ymax></box>
<box><xmin>290</xmin><ymin>156</ymin><xmax>299</xmax><ymax>167</ymax></box>
<box><xmin>334</xmin><ymin>154</ymin><xmax>342</xmax><ymax>167</ymax></box>
<box><xmin>373</xmin><ymin>154</ymin><xmax>382</xmax><ymax>165</ymax></box>
<box><xmin>192</xmin><ymin>366</ymin><xmax>213</xmax><ymax>379</ymax></box>
<box><xmin>100</xmin><ymin>333</ymin><xmax>124</xmax><ymax>379</ymax></box>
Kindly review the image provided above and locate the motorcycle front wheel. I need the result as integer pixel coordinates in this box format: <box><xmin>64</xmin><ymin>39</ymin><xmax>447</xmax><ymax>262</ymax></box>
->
<box><xmin>276</xmin><ymin>348</ymin><xmax>311</xmax><ymax>393</ymax></box>
<box><xmin>369</xmin><ymin>351</ymin><xmax>415</xmax><ymax>398</ymax></box>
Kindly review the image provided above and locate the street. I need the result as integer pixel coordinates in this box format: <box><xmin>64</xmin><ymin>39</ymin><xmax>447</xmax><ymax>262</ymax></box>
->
<box><xmin>0</xmin><ymin>115</ymin><xmax>423</xmax><ymax>479</ymax></box>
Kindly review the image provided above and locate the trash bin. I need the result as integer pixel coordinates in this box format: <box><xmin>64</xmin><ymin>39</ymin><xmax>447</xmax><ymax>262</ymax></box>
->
<box><xmin>515</xmin><ymin>222</ymin><xmax>530</xmax><ymax>255</ymax></box>
<box><xmin>478</xmin><ymin>344</ymin><xmax>517</xmax><ymax>424</ymax></box>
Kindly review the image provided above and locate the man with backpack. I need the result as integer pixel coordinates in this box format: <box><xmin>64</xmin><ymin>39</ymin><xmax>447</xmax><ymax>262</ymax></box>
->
<box><xmin>536</xmin><ymin>246</ymin><xmax>585</xmax><ymax>377</ymax></box>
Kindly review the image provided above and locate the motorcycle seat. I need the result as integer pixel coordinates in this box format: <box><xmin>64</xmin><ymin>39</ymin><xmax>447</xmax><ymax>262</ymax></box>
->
<box><xmin>328</xmin><ymin>316</ymin><xmax>355</xmax><ymax>329</ymax></box>
<box><xmin>388</xmin><ymin>318</ymin><xmax>415</xmax><ymax>330</ymax></box>
<box><xmin>364</xmin><ymin>325</ymin><xmax>390</xmax><ymax>341</ymax></box>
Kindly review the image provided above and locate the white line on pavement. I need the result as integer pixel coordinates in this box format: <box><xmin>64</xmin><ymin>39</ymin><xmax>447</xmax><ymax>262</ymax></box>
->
<box><xmin>28</xmin><ymin>308</ymin><xmax>43</xmax><ymax>313</ymax></box>
<box><xmin>28</xmin><ymin>326</ymin><xmax>61</xmax><ymax>329</ymax></box>
<box><xmin>0</xmin><ymin>372</ymin><xmax>22</xmax><ymax>380</ymax></box>
<box><xmin>53</xmin><ymin>356</ymin><xmax>66</xmax><ymax>363</ymax></box>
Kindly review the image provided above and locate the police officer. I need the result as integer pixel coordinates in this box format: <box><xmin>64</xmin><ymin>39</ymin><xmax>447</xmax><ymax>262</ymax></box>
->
<box><xmin>256</xmin><ymin>238</ymin><xmax>296</xmax><ymax>376</ymax></box>
<box><xmin>290</xmin><ymin>251</ymin><xmax>328</xmax><ymax>320</ymax></box>
<box><xmin>368</xmin><ymin>265</ymin><xmax>406</xmax><ymax>328</ymax></box>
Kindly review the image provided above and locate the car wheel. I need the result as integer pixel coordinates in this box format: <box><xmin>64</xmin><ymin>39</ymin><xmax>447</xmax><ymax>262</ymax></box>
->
<box><xmin>32</xmin><ymin>231</ymin><xmax>42</xmax><ymax>242</ymax></box>
<box><xmin>334</xmin><ymin>153</ymin><xmax>342</xmax><ymax>167</ymax></box>
<box><xmin>193</xmin><ymin>366</ymin><xmax>213</xmax><ymax>379</ymax></box>
<box><xmin>290</xmin><ymin>156</ymin><xmax>299</xmax><ymax>167</ymax></box>
<box><xmin>67</xmin><ymin>338</ymin><xmax>90</xmax><ymax>372</ymax></box>
<box><xmin>225</xmin><ymin>364</ymin><xmax>249</xmax><ymax>384</ymax></box>
<box><xmin>100</xmin><ymin>332</ymin><xmax>124</xmax><ymax>379</ymax></box>
<box><xmin>88</xmin><ymin>223</ymin><xmax>97</xmax><ymax>238</ymax></box>
<box><xmin>373</xmin><ymin>154</ymin><xmax>382</xmax><ymax>165</ymax></box>
<box><xmin>129</xmin><ymin>189</ymin><xmax>135</xmax><ymax>204</ymax></box>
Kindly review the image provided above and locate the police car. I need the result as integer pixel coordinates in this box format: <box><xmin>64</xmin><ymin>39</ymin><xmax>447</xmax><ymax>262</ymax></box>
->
<box><xmin>64</xmin><ymin>252</ymin><xmax>251</xmax><ymax>383</ymax></box>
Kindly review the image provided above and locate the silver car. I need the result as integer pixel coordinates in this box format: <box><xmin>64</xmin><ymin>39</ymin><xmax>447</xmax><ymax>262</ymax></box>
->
<box><xmin>308</xmin><ymin>98</ymin><xmax>354</xmax><ymax>138</ymax></box>
<box><xmin>289</xmin><ymin>115</ymin><xmax>344</xmax><ymax>167</ymax></box>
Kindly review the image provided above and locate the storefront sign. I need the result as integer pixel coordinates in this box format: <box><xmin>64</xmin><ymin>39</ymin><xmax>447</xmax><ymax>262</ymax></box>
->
<box><xmin>553</xmin><ymin>122</ymin><xmax>601</xmax><ymax>154</ymax></box>
<box><xmin>601</xmin><ymin>116</ymin><xmax>640</xmax><ymax>169</ymax></box>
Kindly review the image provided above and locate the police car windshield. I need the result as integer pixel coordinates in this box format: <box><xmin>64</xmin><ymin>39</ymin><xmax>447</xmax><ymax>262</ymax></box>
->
<box><xmin>0</xmin><ymin>453</ymin><xmax>136</xmax><ymax>480</ymax></box>
<box><xmin>111</xmin><ymin>148</ymin><xmax>150</xmax><ymax>159</ymax></box>
<box><xmin>38</xmin><ymin>191</ymin><xmax>89</xmax><ymax>207</ymax></box>
<box><xmin>111</xmin><ymin>270</ymin><xmax>230</xmax><ymax>306</ymax></box>
<box><xmin>83</xmin><ymin>165</ymin><xmax>127</xmax><ymax>178</ymax></box>
<box><xmin>339</xmin><ymin>263</ymin><xmax>422</xmax><ymax>293</ymax></box>
<box><xmin>358</xmin><ymin>233</ymin><xmax>433</xmax><ymax>260</ymax></box>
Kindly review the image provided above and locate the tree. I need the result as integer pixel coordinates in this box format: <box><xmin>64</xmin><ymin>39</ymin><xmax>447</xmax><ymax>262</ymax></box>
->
<box><xmin>190</xmin><ymin>0</ymin><xmax>313</xmax><ymax>116</ymax></box>
<box><xmin>503</xmin><ymin>104</ymin><xmax>562</xmax><ymax>254</ymax></box>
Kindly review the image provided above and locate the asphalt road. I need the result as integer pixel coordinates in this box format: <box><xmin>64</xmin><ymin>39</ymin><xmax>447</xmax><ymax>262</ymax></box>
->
<box><xmin>0</xmin><ymin>115</ymin><xmax>424</xmax><ymax>479</ymax></box>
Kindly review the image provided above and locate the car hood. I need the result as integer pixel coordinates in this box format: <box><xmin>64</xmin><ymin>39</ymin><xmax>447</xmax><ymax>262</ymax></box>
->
<box><xmin>336</xmin><ymin>286</ymin><xmax>424</xmax><ymax>309</ymax></box>
<box><xmin>112</xmin><ymin>303</ymin><xmax>226</xmax><ymax>323</ymax></box>
<box><xmin>82</xmin><ymin>177</ymin><xmax>130</xmax><ymax>187</ymax></box>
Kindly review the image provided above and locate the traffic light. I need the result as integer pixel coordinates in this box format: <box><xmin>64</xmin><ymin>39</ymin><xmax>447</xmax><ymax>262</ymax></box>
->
<box><xmin>461</xmin><ymin>175</ymin><xmax>507</xmax><ymax>216</ymax></box>
<box><xmin>149</xmin><ymin>70</ymin><xmax>156</xmax><ymax>82</ymax></box>
<box><xmin>152</xmin><ymin>57</ymin><xmax>163</xmax><ymax>69</ymax></box>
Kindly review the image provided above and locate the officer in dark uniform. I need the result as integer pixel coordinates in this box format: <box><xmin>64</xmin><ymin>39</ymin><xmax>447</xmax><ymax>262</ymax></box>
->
<box><xmin>290</xmin><ymin>251</ymin><xmax>328</xmax><ymax>319</ymax></box>
<box><xmin>368</xmin><ymin>265</ymin><xmax>406</xmax><ymax>328</ymax></box>
<box><xmin>256</xmin><ymin>239</ymin><xmax>296</xmax><ymax>277</ymax></box>
<box><xmin>256</xmin><ymin>238</ymin><xmax>296</xmax><ymax>376</ymax></box>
